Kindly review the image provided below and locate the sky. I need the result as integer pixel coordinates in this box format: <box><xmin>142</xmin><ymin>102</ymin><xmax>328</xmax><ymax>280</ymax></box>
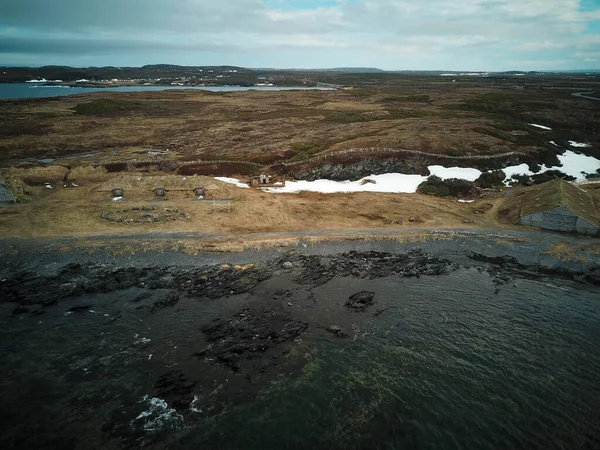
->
<box><xmin>1</xmin><ymin>0</ymin><xmax>600</xmax><ymax>70</ymax></box>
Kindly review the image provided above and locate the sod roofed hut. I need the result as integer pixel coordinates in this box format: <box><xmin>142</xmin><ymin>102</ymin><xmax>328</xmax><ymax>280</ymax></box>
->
<box><xmin>111</xmin><ymin>188</ymin><xmax>124</xmax><ymax>197</ymax></box>
<box><xmin>520</xmin><ymin>178</ymin><xmax>599</xmax><ymax>235</ymax></box>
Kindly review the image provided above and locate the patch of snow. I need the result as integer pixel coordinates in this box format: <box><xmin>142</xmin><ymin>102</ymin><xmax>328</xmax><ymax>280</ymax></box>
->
<box><xmin>264</xmin><ymin>165</ymin><xmax>485</xmax><ymax>195</ymax></box>
<box><xmin>112</xmin><ymin>196</ymin><xmax>123</xmax><ymax>201</ymax></box>
<box><xmin>556</xmin><ymin>151</ymin><xmax>600</xmax><ymax>181</ymax></box>
<box><xmin>148</xmin><ymin>354</ymin><xmax>153</xmax><ymax>360</ymax></box>
<box><xmin>428</xmin><ymin>165</ymin><xmax>482</xmax><ymax>181</ymax></box>
<box><xmin>457</xmin><ymin>199</ymin><xmax>475</xmax><ymax>203</ymax></box>
<box><xmin>502</xmin><ymin>163</ymin><xmax>535</xmax><ymax>180</ymax></box>
<box><xmin>549</xmin><ymin>141</ymin><xmax>558</xmax><ymax>146</ymax></box>
<box><xmin>569</xmin><ymin>140</ymin><xmax>591</xmax><ymax>148</ymax></box>
<box><xmin>214</xmin><ymin>177</ymin><xmax>250</xmax><ymax>188</ymax></box>
<box><xmin>502</xmin><ymin>150</ymin><xmax>600</xmax><ymax>183</ymax></box>
<box><xmin>132</xmin><ymin>396</ymin><xmax>185</xmax><ymax>432</ymax></box>
<box><xmin>529</xmin><ymin>123</ymin><xmax>552</xmax><ymax>130</ymax></box>
<box><xmin>265</xmin><ymin>173</ymin><xmax>428</xmax><ymax>194</ymax></box>
<box><xmin>44</xmin><ymin>183</ymin><xmax>52</xmax><ymax>189</ymax></box>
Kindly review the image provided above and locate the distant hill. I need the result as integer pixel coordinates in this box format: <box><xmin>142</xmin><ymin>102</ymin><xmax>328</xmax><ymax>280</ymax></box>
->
<box><xmin>317</xmin><ymin>67</ymin><xmax>384</xmax><ymax>73</ymax></box>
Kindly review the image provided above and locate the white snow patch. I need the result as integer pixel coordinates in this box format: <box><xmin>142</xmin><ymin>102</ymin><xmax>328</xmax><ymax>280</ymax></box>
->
<box><xmin>428</xmin><ymin>165</ymin><xmax>482</xmax><ymax>181</ymax></box>
<box><xmin>556</xmin><ymin>151</ymin><xmax>600</xmax><ymax>181</ymax></box>
<box><xmin>549</xmin><ymin>141</ymin><xmax>558</xmax><ymax>146</ymax></box>
<box><xmin>529</xmin><ymin>123</ymin><xmax>552</xmax><ymax>130</ymax></box>
<box><xmin>502</xmin><ymin>163</ymin><xmax>535</xmax><ymax>180</ymax></box>
<box><xmin>264</xmin><ymin>165</ymin><xmax>483</xmax><ymax>195</ymax></box>
<box><xmin>265</xmin><ymin>173</ymin><xmax>428</xmax><ymax>194</ymax></box>
<box><xmin>132</xmin><ymin>396</ymin><xmax>185</xmax><ymax>432</ymax></box>
<box><xmin>112</xmin><ymin>196</ymin><xmax>122</xmax><ymax>201</ymax></box>
<box><xmin>569</xmin><ymin>140</ymin><xmax>591</xmax><ymax>148</ymax></box>
<box><xmin>502</xmin><ymin>150</ymin><xmax>600</xmax><ymax>183</ymax></box>
<box><xmin>457</xmin><ymin>199</ymin><xmax>475</xmax><ymax>203</ymax></box>
<box><xmin>214</xmin><ymin>177</ymin><xmax>249</xmax><ymax>188</ymax></box>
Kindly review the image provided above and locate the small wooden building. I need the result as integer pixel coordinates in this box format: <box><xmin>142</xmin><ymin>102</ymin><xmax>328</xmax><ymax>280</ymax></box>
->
<box><xmin>520</xmin><ymin>179</ymin><xmax>599</xmax><ymax>235</ymax></box>
<box><xmin>154</xmin><ymin>187</ymin><xmax>166</xmax><ymax>197</ymax></box>
<box><xmin>249</xmin><ymin>174</ymin><xmax>285</xmax><ymax>188</ymax></box>
<box><xmin>111</xmin><ymin>188</ymin><xmax>124</xmax><ymax>197</ymax></box>
<box><xmin>194</xmin><ymin>187</ymin><xmax>206</xmax><ymax>198</ymax></box>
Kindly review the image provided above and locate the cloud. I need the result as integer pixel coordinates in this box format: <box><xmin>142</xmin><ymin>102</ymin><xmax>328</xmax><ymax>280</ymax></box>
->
<box><xmin>0</xmin><ymin>0</ymin><xmax>599</xmax><ymax>69</ymax></box>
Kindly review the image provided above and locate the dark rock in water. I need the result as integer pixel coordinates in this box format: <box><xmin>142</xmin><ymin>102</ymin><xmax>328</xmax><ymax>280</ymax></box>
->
<box><xmin>67</xmin><ymin>305</ymin><xmax>90</xmax><ymax>313</ymax></box>
<box><xmin>151</xmin><ymin>293</ymin><xmax>180</xmax><ymax>312</ymax></box>
<box><xmin>199</xmin><ymin>307</ymin><xmax>308</xmax><ymax>372</ymax></box>
<box><xmin>325</xmin><ymin>325</ymin><xmax>348</xmax><ymax>337</ymax></box>
<box><xmin>468</xmin><ymin>252</ymin><xmax>520</xmax><ymax>267</ymax></box>
<box><xmin>346</xmin><ymin>291</ymin><xmax>375</xmax><ymax>310</ymax></box>
<box><xmin>154</xmin><ymin>370</ymin><xmax>197</xmax><ymax>410</ymax></box>
<box><xmin>585</xmin><ymin>269</ymin><xmax>600</xmax><ymax>285</ymax></box>
<box><xmin>292</xmin><ymin>249</ymin><xmax>457</xmax><ymax>287</ymax></box>
<box><xmin>12</xmin><ymin>305</ymin><xmax>29</xmax><ymax>315</ymax></box>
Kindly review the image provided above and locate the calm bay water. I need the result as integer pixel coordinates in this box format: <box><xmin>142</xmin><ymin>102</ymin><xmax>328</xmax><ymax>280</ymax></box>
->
<box><xmin>1</xmin><ymin>263</ymin><xmax>599</xmax><ymax>450</ymax></box>
<box><xmin>0</xmin><ymin>83</ymin><xmax>333</xmax><ymax>100</ymax></box>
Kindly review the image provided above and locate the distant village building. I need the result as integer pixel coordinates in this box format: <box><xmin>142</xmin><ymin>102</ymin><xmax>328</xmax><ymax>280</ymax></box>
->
<box><xmin>194</xmin><ymin>187</ymin><xmax>206</xmax><ymax>199</ymax></box>
<box><xmin>519</xmin><ymin>179</ymin><xmax>599</xmax><ymax>235</ymax></box>
<box><xmin>111</xmin><ymin>188</ymin><xmax>124</xmax><ymax>197</ymax></box>
<box><xmin>154</xmin><ymin>187</ymin><xmax>166</xmax><ymax>197</ymax></box>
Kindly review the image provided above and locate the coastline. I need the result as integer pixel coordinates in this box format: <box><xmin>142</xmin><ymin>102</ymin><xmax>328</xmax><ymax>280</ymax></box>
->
<box><xmin>1</xmin><ymin>231</ymin><xmax>600</xmax><ymax>449</ymax></box>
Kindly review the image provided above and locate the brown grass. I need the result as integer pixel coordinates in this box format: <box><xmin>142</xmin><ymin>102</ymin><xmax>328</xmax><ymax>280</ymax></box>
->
<box><xmin>0</xmin><ymin>173</ymin><xmax>509</xmax><ymax>239</ymax></box>
<box><xmin>545</xmin><ymin>242</ymin><xmax>589</xmax><ymax>263</ymax></box>
<box><xmin>4</xmin><ymin>165</ymin><xmax>69</xmax><ymax>184</ymax></box>
<box><xmin>67</xmin><ymin>165</ymin><xmax>109</xmax><ymax>183</ymax></box>
<box><xmin>4</xmin><ymin>85</ymin><xmax>590</xmax><ymax>167</ymax></box>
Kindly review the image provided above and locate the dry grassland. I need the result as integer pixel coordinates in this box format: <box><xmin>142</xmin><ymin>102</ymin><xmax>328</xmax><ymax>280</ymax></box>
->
<box><xmin>0</xmin><ymin>173</ymin><xmax>507</xmax><ymax>239</ymax></box>
<box><xmin>4</xmin><ymin>86</ymin><xmax>596</xmax><ymax>168</ymax></box>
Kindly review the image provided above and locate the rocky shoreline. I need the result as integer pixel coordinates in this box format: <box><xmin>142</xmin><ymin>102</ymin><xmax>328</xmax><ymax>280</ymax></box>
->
<box><xmin>1</xmin><ymin>233</ymin><xmax>599</xmax><ymax>449</ymax></box>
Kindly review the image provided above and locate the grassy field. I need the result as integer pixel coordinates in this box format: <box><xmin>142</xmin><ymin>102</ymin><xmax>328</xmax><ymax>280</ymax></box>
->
<box><xmin>0</xmin><ymin>172</ymin><xmax>506</xmax><ymax>239</ymax></box>
<box><xmin>1</xmin><ymin>74</ymin><xmax>599</xmax><ymax>243</ymax></box>
<box><xmin>1</xmin><ymin>75</ymin><xmax>599</xmax><ymax>169</ymax></box>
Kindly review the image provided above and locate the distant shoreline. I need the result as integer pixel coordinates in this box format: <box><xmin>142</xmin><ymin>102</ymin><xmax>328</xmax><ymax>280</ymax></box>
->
<box><xmin>0</xmin><ymin>83</ymin><xmax>335</xmax><ymax>100</ymax></box>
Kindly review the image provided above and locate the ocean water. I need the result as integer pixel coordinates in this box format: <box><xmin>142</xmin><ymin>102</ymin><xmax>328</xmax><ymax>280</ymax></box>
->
<box><xmin>0</xmin><ymin>83</ymin><xmax>333</xmax><ymax>100</ymax></box>
<box><xmin>1</xmin><ymin>266</ymin><xmax>599</xmax><ymax>449</ymax></box>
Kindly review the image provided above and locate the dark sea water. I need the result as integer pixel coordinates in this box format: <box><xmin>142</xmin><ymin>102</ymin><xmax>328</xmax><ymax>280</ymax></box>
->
<box><xmin>0</xmin><ymin>83</ymin><xmax>333</xmax><ymax>100</ymax></box>
<box><xmin>1</xmin><ymin>261</ymin><xmax>599</xmax><ymax>450</ymax></box>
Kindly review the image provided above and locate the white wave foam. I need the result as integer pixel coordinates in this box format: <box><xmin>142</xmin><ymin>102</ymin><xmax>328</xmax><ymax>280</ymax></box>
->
<box><xmin>132</xmin><ymin>395</ymin><xmax>185</xmax><ymax>432</ymax></box>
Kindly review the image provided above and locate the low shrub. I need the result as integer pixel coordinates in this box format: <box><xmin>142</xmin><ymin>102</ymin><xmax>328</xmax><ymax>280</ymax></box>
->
<box><xmin>475</xmin><ymin>170</ymin><xmax>505</xmax><ymax>188</ymax></box>
<box><xmin>417</xmin><ymin>175</ymin><xmax>478</xmax><ymax>197</ymax></box>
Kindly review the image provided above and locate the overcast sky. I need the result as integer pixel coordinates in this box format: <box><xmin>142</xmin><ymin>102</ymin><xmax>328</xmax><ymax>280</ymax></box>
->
<box><xmin>1</xmin><ymin>0</ymin><xmax>600</xmax><ymax>70</ymax></box>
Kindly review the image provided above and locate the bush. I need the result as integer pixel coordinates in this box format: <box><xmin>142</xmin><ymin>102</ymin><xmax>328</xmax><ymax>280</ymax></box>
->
<box><xmin>417</xmin><ymin>175</ymin><xmax>478</xmax><ymax>197</ymax></box>
<box><xmin>508</xmin><ymin>170</ymin><xmax>575</xmax><ymax>186</ymax></box>
<box><xmin>475</xmin><ymin>170</ymin><xmax>505</xmax><ymax>188</ymax></box>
